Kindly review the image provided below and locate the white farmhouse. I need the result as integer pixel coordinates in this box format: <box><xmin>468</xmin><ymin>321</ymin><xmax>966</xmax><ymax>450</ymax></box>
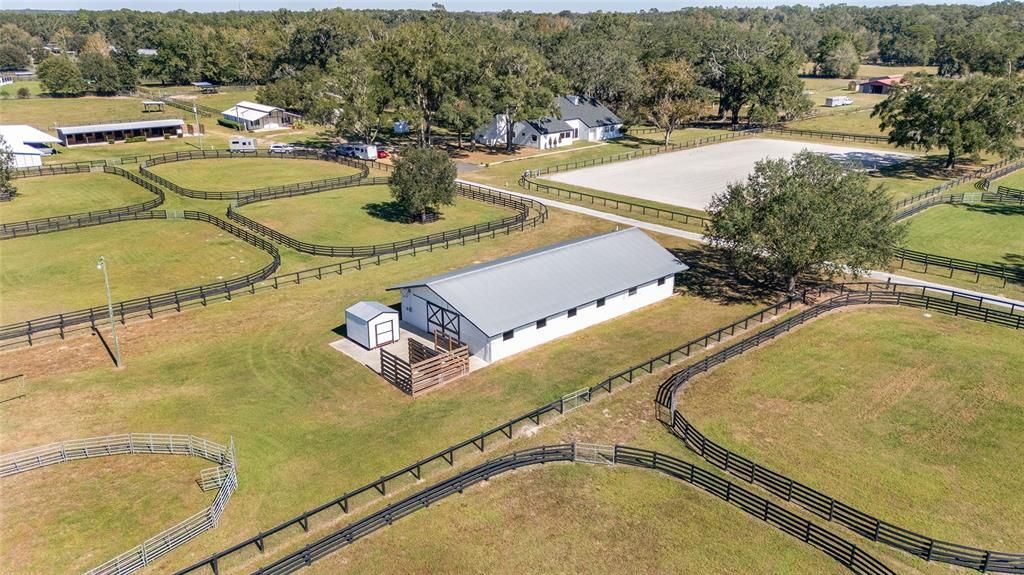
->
<box><xmin>474</xmin><ymin>95</ymin><xmax>623</xmax><ymax>150</ymax></box>
<box><xmin>0</xmin><ymin>125</ymin><xmax>60</xmax><ymax>168</ymax></box>
<box><xmin>389</xmin><ymin>228</ymin><xmax>687</xmax><ymax>363</ymax></box>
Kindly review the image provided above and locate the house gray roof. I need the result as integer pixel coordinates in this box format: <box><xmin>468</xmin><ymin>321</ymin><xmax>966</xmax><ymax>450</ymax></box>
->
<box><xmin>526</xmin><ymin>117</ymin><xmax>573</xmax><ymax>135</ymax></box>
<box><xmin>346</xmin><ymin>301</ymin><xmax>396</xmax><ymax>322</ymax></box>
<box><xmin>389</xmin><ymin>228</ymin><xmax>687</xmax><ymax>337</ymax></box>
<box><xmin>558</xmin><ymin>95</ymin><xmax>622</xmax><ymax>128</ymax></box>
<box><xmin>57</xmin><ymin>119</ymin><xmax>185</xmax><ymax>136</ymax></box>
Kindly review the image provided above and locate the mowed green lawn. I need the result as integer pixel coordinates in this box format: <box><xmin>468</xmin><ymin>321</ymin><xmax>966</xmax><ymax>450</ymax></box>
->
<box><xmin>236</xmin><ymin>184</ymin><xmax>517</xmax><ymax>246</ymax></box>
<box><xmin>0</xmin><ymin>455</ymin><xmax>212</xmax><ymax>574</ymax></box>
<box><xmin>1</xmin><ymin>173</ymin><xmax>156</xmax><ymax>224</ymax></box>
<box><xmin>0</xmin><ymin>219</ymin><xmax>274</xmax><ymax>323</ymax></box>
<box><xmin>996</xmin><ymin>171</ymin><xmax>1024</xmax><ymax>191</ymax></box>
<box><xmin>681</xmin><ymin>307</ymin><xmax>1024</xmax><ymax>549</ymax></box>
<box><xmin>903</xmin><ymin>203</ymin><xmax>1024</xmax><ymax>263</ymax></box>
<box><xmin>0</xmin><ymin>95</ymin><xmax>180</xmax><ymax>134</ymax></box>
<box><xmin>0</xmin><ymin>213</ymin><xmax>772</xmax><ymax>573</ymax></box>
<box><xmin>310</xmin><ymin>464</ymin><xmax>847</xmax><ymax>575</ymax></box>
<box><xmin>146</xmin><ymin>158</ymin><xmax>362</xmax><ymax>191</ymax></box>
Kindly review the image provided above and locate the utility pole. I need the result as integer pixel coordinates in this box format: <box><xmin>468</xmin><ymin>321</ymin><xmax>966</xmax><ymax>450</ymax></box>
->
<box><xmin>96</xmin><ymin>256</ymin><xmax>122</xmax><ymax>367</ymax></box>
<box><xmin>193</xmin><ymin>103</ymin><xmax>203</xmax><ymax>150</ymax></box>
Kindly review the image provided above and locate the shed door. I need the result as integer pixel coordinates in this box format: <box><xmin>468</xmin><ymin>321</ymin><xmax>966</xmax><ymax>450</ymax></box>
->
<box><xmin>426</xmin><ymin>301</ymin><xmax>460</xmax><ymax>341</ymax></box>
<box><xmin>374</xmin><ymin>319</ymin><xmax>396</xmax><ymax>347</ymax></box>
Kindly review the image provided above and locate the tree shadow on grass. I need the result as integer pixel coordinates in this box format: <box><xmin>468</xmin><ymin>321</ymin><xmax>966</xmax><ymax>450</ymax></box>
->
<box><xmin>363</xmin><ymin>202</ymin><xmax>440</xmax><ymax>224</ymax></box>
<box><xmin>669</xmin><ymin>244</ymin><xmax>785</xmax><ymax>306</ymax></box>
<box><xmin>963</xmin><ymin>203</ymin><xmax>1024</xmax><ymax>218</ymax></box>
<box><xmin>872</xmin><ymin>154</ymin><xmax>981</xmax><ymax>183</ymax></box>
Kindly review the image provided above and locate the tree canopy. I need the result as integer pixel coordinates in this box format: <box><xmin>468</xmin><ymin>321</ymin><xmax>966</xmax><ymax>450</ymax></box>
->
<box><xmin>707</xmin><ymin>151</ymin><xmax>906</xmax><ymax>292</ymax></box>
<box><xmin>873</xmin><ymin>73</ymin><xmax>1024</xmax><ymax>168</ymax></box>
<box><xmin>389</xmin><ymin>146</ymin><xmax>458</xmax><ymax>223</ymax></box>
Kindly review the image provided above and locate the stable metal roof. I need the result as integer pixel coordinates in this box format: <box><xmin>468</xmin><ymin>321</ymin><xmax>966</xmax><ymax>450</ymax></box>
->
<box><xmin>558</xmin><ymin>95</ymin><xmax>623</xmax><ymax>128</ymax></box>
<box><xmin>0</xmin><ymin>124</ymin><xmax>60</xmax><ymax>145</ymax></box>
<box><xmin>390</xmin><ymin>228</ymin><xmax>687</xmax><ymax>337</ymax></box>
<box><xmin>346</xmin><ymin>301</ymin><xmax>397</xmax><ymax>322</ymax></box>
<box><xmin>56</xmin><ymin>119</ymin><xmax>185</xmax><ymax>136</ymax></box>
<box><xmin>526</xmin><ymin>117</ymin><xmax>573</xmax><ymax>135</ymax></box>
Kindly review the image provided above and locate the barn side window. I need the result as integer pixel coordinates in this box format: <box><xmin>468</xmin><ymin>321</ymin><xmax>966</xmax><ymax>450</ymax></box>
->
<box><xmin>628</xmin><ymin>287</ymin><xmax>637</xmax><ymax>296</ymax></box>
<box><xmin>597</xmin><ymin>298</ymin><xmax>606</xmax><ymax>307</ymax></box>
<box><xmin>503</xmin><ymin>330</ymin><xmax>514</xmax><ymax>341</ymax></box>
<box><xmin>658</xmin><ymin>277</ymin><xmax>667</xmax><ymax>286</ymax></box>
<box><xmin>567</xmin><ymin>308</ymin><xmax>577</xmax><ymax>318</ymax></box>
<box><xmin>537</xmin><ymin>318</ymin><xmax>547</xmax><ymax>329</ymax></box>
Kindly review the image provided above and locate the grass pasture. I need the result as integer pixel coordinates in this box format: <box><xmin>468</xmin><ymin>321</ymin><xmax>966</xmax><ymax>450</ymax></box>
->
<box><xmin>903</xmin><ymin>202</ymin><xmax>1024</xmax><ymax>264</ymax></box>
<box><xmin>235</xmin><ymin>184</ymin><xmax>517</xmax><ymax>246</ymax></box>
<box><xmin>0</xmin><ymin>455</ymin><xmax>212</xmax><ymax>574</ymax></box>
<box><xmin>146</xmin><ymin>158</ymin><xmax>362</xmax><ymax>191</ymax></box>
<box><xmin>680</xmin><ymin>307</ymin><xmax>1024</xmax><ymax>549</ymax></box>
<box><xmin>0</xmin><ymin>219</ymin><xmax>274</xmax><ymax>323</ymax></box>
<box><xmin>1</xmin><ymin>173</ymin><xmax>156</xmax><ymax>224</ymax></box>
<box><xmin>310</xmin><ymin>463</ymin><xmax>847</xmax><ymax>575</ymax></box>
<box><xmin>0</xmin><ymin>95</ymin><xmax>180</xmax><ymax>135</ymax></box>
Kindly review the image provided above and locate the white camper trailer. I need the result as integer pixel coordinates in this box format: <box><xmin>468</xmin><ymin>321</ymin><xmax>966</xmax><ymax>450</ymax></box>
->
<box><xmin>229</xmin><ymin>137</ymin><xmax>257</xmax><ymax>153</ymax></box>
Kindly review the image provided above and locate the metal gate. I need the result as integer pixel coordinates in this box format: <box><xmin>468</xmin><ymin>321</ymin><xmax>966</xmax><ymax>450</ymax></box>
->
<box><xmin>573</xmin><ymin>443</ymin><xmax>615</xmax><ymax>465</ymax></box>
<box><xmin>560</xmin><ymin>387</ymin><xmax>591</xmax><ymax>413</ymax></box>
<box><xmin>426</xmin><ymin>301</ymin><xmax>460</xmax><ymax>341</ymax></box>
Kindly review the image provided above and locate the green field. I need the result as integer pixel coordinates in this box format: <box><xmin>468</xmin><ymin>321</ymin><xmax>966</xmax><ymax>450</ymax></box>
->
<box><xmin>0</xmin><ymin>219</ymin><xmax>274</xmax><ymax>323</ymax></box>
<box><xmin>996</xmin><ymin>171</ymin><xmax>1024</xmax><ymax>191</ymax></box>
<box><xmin>903</xmin><ymin>203</ymin><xmax>1024</xmax><ymax>263</ymax></box>
<box><xmin>142</xmin><ymin>85</ymin><xmax>260</xmax><ymax>111</ymax></box>
<box><xmin>310</xmin><ymin>464</ymin><xmax>847</xmax><ymax>575</ymax></box>
<box><xmin>147</xmin><ymin>158</ymin><xmax>362</xmax><ymax>191</ymax></box>
<box><xmin>1</xmin><ymin>173</ymin><xmax>155</xmax><ymax>224</ymax></box>
<box><xmin>0</xmin><ymin>80</ymin><xmax>44</xmax><ymax>97</ymax></box>
<box><xmin>0</xmin><ymin>455</ymin><xmax>211</xmax><ymax>574</ymax></box>
<box><xmin>236</xmin><ymin>184</ymin><xmax>517</xmax><ymax>246</ymax></box>
<box><xmin>681</xmin><ymin>307</ymin><xmax>1024</xmax><ymax>549</ymax></box>
<box><xmin>0</xmin><ymin>96</ymin><xmax>180</xmax><ymax>134</ymax></box>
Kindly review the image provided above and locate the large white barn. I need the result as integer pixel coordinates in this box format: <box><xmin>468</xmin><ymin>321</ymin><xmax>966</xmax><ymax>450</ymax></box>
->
<box><xmin>0</xmin><ymin>125</ymin><xmax>60</xmax><ymax>168</ymax></box>
<box><xmin>389</xmin><ymin>228</ymin><xmax>687</xmax><ymax>363</ymax></box>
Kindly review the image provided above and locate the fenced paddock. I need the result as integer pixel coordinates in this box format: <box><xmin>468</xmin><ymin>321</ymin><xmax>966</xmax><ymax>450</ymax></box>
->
<box><xmin>546</xmin><ymin>138</ymin><xmax>914</xmax><ymax>211</ymax></box>
<box><xmin>0</xmin><ymin>433</ymin><xmax>238</xmax><ymax>575</ymax></box>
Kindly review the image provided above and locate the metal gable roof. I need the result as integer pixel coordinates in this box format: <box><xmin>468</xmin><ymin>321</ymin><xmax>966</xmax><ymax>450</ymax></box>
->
<box><xmin>558</xmin><ymin>95</ymin><xmax>623</xmax><ymax>128</ymax></box>
<box><xmin>56</xmin><ymin>119</ymin><xmax>184</xmax><ymax>136</ymax></box>
<box><xmin>389</xmin><ymin>228</ymin><xmax>688</xmax><ymax>337</ymax></box>
<box><xmin>526</xmin><ymin>117</ymin><xmax>573</xmax><ymax>134</ymax></box>
<box><xmin>346</xmin><ymin>301</ymin><xmax>397</xmax><ymax>322</ymax></box>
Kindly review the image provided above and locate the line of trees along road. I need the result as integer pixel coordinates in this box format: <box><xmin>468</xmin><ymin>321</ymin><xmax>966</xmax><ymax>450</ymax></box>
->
<box><xmin>3</xmin><ymin>5</ymin><xmax>1023</xmax><ymax>140</ymax></box>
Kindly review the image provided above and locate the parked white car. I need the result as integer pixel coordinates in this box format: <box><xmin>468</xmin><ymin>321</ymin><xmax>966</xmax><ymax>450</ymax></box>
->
<box><xmin>268</xmin><ymin>143</ymin><xmax>295</xmax><ymax>154</ymax></box>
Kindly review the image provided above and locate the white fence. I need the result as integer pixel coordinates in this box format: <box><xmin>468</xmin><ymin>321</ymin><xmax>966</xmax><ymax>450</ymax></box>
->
<box><xmin>0</xmin><ymin>433</ymin><xmax>237</xmax><ymax>575</ymax></box>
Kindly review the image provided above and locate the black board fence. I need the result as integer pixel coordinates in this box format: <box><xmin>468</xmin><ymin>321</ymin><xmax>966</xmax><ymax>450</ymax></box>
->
<box><xmin>138</xmin><ymin>150</ymin><xmax>371</xmax><ymax>201</ymax></box>
<box><xmin>227</xmin><ymin>182</ymin><xmax>544</xmax><ymax>258</ymax></box>
<box><xmin>893</xmin><ymin>188</ymin><xmax>1024</xmax><ymax>220</ymax></box>
<box><xmin>518</xmin><ymin>174</ymin><xmax>712</xmax><ymax>230</ymax></box>
<box><xmin>892</xmin><ymin>246</ymin><xmax>1024</xmax><ymax>287</ymax></box>
<box><xmin>655</xmin><ymin>282</ymin><xmax>1024</xmax><ymax>574</ymax></box>
<box><xmin>248</xmin><ymin>444</ymin><xmax>896</xmax><ymax>575</ymax></box>
<box><xmin>760</xmin><ymin>126</ymin><xmax>891</xmax><ymax>145</ymax></box>
<box><xmin>2</xmin><ymin>166</ymin><xmax>166</xmax><ymax>238</ymax></box>
<box><xmin>0</xmin><ymin>210</ymin><xmax>281</xmax><ymax>345</ymax></box>
<box><xmin>892</xmin><ymin>157</ymin><xmax>1024</xmax><ymax>211</ymax></box>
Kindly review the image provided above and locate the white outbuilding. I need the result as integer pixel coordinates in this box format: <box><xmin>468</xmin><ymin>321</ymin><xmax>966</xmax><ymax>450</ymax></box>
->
<box><xmin>0</xmin><ymin>125</ymin><xmax>60</xmax><ymax>168</ymax></box>
<box><xmin>389</xmin><ymin>228</ymin><xmax>688</xmax><ymax>363</ymax></box>
<box><xmin>345</xmin><ymin>301</ymin><xmax>400</xmax><ymax>350</ymax></box>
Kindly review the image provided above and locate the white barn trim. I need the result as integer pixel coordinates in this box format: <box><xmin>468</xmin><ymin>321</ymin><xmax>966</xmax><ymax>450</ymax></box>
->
<box><xmin>390</xmin><ymin>228</ymin><xmax>687</xmax><ymax>363</ymax></box>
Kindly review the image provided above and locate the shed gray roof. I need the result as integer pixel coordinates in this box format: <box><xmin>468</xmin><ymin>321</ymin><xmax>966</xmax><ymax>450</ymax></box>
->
<box><xmin>389</xmin><ymin>228</ymin><xmax>687</xmax><ymax>337</ymax></box>
<box><xmin>526</xmin><ymin>117</ymin><xmax>573</xmax><ymax>135</ymax></box>
<box><xmin>346</xmin><ymin>301</ymin><xmax>397</xmax><ymax>322</ymax></box>
<box><xmin>558</xmin><ymin>95</ymin><xmax>622</xmax><ymax>128</ymax></box>
<box><xmin>57</xmin><ymin>119</ymin><xmax>185</xmax><ymax>136</ymax></box>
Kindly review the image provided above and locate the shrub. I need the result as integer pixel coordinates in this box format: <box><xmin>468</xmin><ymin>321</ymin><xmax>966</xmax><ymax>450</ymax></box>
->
<box><xmin>16</xmin><ymin>87</ymin><xmax>30</xmax><ymax>99</ymax></box>
<box><xmin>0</xmin><ymin>89</ymin><xmax>9</xmax><ymax>99</ymax></box>
<box><xmin>126</xmin><ymin>135</ymin><xmax>147</xmax><ymax>143</ymax></box>
<box><xmin>163</xmin><ymin>134</ymin><xmax>170</xmax><ymax>139</ymax></box>
<box><xmin>218</xmin><ymin>118</ymin><xmax>243</xmax><ymax>130</ymax></box>
<box><xmin>107</xmin><ymin>138</ymin><xmax>116</xmax><ymax>144</ymax></box>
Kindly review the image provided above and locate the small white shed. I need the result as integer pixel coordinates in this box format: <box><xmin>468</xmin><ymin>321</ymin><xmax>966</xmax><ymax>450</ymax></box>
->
<box><xmin>345</xmin><ymin>301</ymin><xmax>399</xmax><ymax>350</ymax></box>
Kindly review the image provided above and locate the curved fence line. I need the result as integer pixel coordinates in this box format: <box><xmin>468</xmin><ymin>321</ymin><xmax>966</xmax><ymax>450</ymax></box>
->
<box><xmin>893</xmin><ymin>157</ymin><xmax>1024</xmax><ymax>211</ymax></box>
<box><xmin>138</xmin><ymin>150</ymin><xmax>370</xmax><ymax>201</ymax></box>
<box><xmin>892</xmin><ymin>246</ymin><xmax>1024</xmax><ymax>287</ymax></box>
<box><xmin>0</xmin><ymin>210</ymin><xmax>281</xmax><ymax>344</ymax></box>
<box><xmin>2</xmin><ymin>166</ymin><xmax>166</xmax><ymax>238</ymax></box>
<box><xmin>0</xmin><ymin>433</ymin><xmax>238</xmax><ymax>575</ymax></box>
<box><xmin>894</xmin><ymin>188</ymin><xmax>1024</xmax><ymax>220</ymax></box>
<box><xmin>227</xmin><ymin>181</ymin><xmax>545</xmax><ymax>258</ymax></box>
<box><xmin>233</xmin><ymin>176</ymin><xmax>392</xmax><ymax>207</ymax></box>
<box><xmin>248</xmin><ymin>444</ymin><xmax>895</xmax><ymax>575</ymax></box>
<box><xmin>655</xmin><ymin>282</ymin><xmax>1024</xmax><ymax>573</ymax></box>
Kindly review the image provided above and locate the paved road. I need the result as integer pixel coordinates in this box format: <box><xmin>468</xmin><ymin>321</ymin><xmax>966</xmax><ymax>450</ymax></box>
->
<box><xmin>462</xmin><ymin>179</ymin><xmax>1024</xmax><ymax>309</ymax></box>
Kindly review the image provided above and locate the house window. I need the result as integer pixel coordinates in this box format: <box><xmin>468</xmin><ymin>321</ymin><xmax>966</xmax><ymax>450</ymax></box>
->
<box><xmin>658</xmin><ymin>277</ymin><xmax>666</xmax><ymax>286</ymax></box>
<box><xmin>503</xmin><ymin>330</ymin><xmax>514</xmax><ymax>341</ymax></box>
<box><xmin>567</xmin><ymin>308</ymin><xmax>577</xmax><ymax>318</ymax></box>
<box><xmin>597</xmin><ymin>298</ymin><xmax>606</xmax><ymax>308</ymax></box>
<box><xmin>628</xmin><ymin>287</ymin><xmax>637</xmax><ymax>296</ymax></box>
<box><xmin>572</xmin><ymin>129</ymin><xmax>578</xmax><ymax>138</ymax></box>
<box><xmin>537</xmin><ymin>318</ymin><xmax>547</xmax><ymax>329</ymax></box>
<box><xmin>531</xmin><ymin>135</ymin><xmax>537</xmax><ymax>141</ymax></box>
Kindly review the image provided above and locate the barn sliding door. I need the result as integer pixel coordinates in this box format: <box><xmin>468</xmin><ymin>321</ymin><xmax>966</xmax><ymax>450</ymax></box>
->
<box><xmin>426</xmin><ymin>301</ymin><xmax>461</xmax><ymax>342</ymax></box>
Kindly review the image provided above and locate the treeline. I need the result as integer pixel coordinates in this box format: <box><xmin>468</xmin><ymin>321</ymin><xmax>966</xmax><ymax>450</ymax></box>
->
<box><xmin>1</xmin><ymin>4</ymin><xmax>1022</xmax><ymax>145</ymax></box>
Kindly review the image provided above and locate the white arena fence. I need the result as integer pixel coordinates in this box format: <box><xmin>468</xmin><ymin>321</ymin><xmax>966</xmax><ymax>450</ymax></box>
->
<box><xmin>0</xmin><ymin>433</ymin><xmax>237</xmax><ymax>575</ymax></box>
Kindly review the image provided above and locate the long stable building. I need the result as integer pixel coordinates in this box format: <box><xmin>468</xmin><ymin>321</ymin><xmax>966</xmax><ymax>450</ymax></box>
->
<box><xmin>56</xmin><ymin>119</ymin><xmax>186</xmax><ymax>146</ymax></box>
<box><xmin>390</xmin><ymin>228</ymin><xmax>687</xmax><ymax>363</ymax></box>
